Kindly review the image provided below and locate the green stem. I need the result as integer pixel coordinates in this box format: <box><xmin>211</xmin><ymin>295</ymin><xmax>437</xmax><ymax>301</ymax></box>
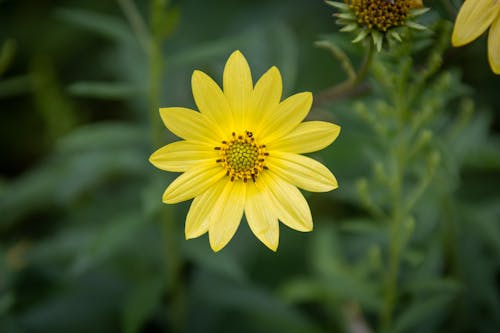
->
<box><xmin>380</xmin><ymin>146</ymin><xmax>405</xmax><ymax>332</ymax></box>
<box><xmin>315</xmin><ymin>42</ymin><xmax>374</xmax><ymax>106</ymax></box>
<box><xmin>150</xmin><ymin>1</ymin><xmax>186</xmax><ymax>331</ymax></box>
<box><xmin>146</xmin><ymin>0</ymin><xmax>185</xmax><ymax>331</ymax></box>
<box><xmin>116</xmin><ymin>0</ymin><xmax>151</xmax><ymax>53</ymax></box>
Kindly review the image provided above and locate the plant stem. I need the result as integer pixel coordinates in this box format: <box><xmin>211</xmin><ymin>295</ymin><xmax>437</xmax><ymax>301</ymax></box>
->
<box><xmin>381</xmin><ymin>175</ymin><xmax>403</xmax><ymax>332</ymax></box>
<box><xmin>116</xmin><ymin>0</ymin><xmax>151</xmax><ymax>53</ymax></box>
<box><xmin>315</xmin><ymin>42</ymin><xmax>374</xmax><ymax>106</ymax></box>
<box><xmin>380</xmin><ymin>111</ymin><xmax>407</xmax><ymax>331</ymax></box>
<box><xmin>149</xmin><ymin>0</ymin><xmax>185</xmax><ymax>331</ymax></box>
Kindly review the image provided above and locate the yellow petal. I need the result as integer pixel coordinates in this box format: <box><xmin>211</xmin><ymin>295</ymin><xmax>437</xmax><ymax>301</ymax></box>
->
<box><xmin>259</xmin><ymin>92</ymin><xmax>313</xmax><ymax>144</ymax></box>
<box><xmin>260</xmin><ymin>172</ymin><xmax>313</xmax><ymax>232</ymax></box>
<box><xmin>191</xmin><ymin>70</ymin><xmax>233</xmax><ymax>133</ymax></box>
<box><xmin>267</xmin><ymin>121</ymin><xmax>341</xmax><ymax>154</ymax></box>
<box><xmin>245</xmin><ymin>181</ymin><xmax>279</xmax><ymax>251</ymax></box>
<box><xmin>162</xmin><ymin>163</ymin><xmax>226</xmax><ymax>204</ymax></box>
<box><xmin>159</xmin><ymin>107</ymin><xmax>220</xmax><ymax>145</ymax></box>
<box><xmin>185</xmin><ymin>179</ymin><xmax>227</xmax><ymax>239</ymax></box>
<box><xmin>223</xmin><ymin>50</ymin><xmax>253</xmax><ymax>133</ymax></box>
<box><xmin>208</xmin><ymin>180</ymin><xmax>246</xmax><ymax>252</ymax></box>
<box><xmin>452</xmin><ymin>0</ymin><xmax>500</xmax><ymax>46</ymax></box>
<box><xmin>149</xmin><ymin>141</ymin><xmax>217</xmax><ymax>172</ymax></box>
<box><xmin>488</xmin><ymin>16</ymin><xmax>500</xmax><ymax>74</ymax></box>
<box><xmin>250</xmin><ymin>66</ymin><xmax>282</xmax><ymax>130</ymax></box>
<box><xmin>267</xmin><ymin>152</ymin><xmax>338</xmax><ymax>192</ymax></box>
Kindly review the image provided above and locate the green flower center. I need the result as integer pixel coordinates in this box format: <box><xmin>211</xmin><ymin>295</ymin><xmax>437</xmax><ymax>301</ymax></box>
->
<box><xmin>215</xmin><ymin>131</ymin><xmax>268</xmax><ymax>182</ymax></box>
<box><xmin>348</xmin><ymin>0</ymin><xmax>411</xmax><ymax>32</ymax></box>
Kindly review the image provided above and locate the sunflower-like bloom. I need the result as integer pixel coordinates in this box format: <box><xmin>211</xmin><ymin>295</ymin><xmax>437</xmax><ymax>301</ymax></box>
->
<box><xmin>149</xmin><ymin>51</ymin><xmax>340</xmax><ymax>252</ymax></box>
<box><xmin>452</xmin><ymin>0</ymin><xmax>500</xmax><ymax>74</ymax></box>
<box><xmin>326</xmin><ymin>0</ymin><xmax>428</xmax><ymax>51</ymax></box>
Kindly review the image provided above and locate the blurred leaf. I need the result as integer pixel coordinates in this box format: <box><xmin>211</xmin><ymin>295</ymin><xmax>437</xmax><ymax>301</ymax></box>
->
<box><xmin>141</xmin><ymin>175</ymin><xmax>166</xmax><ymax>220</ymax></box>
<box><xmin>393</xmin><ymin>294</ymin><xmax>455</xmax><ymax>333</ymax></box>
<box><xmin>158</xmin><ymin>6</ymin><xmax>180</xmax><ymax>38</ymax></box>
<box><xmin>310</xmin><ymin>225</ymin><xmax>381</xmax><ymax>310</ymax></box>
<box><xmin>193</xmin><ymin>274</ymin><xmax>322</xmax><ymax>333</ymax></box>
<box><xmin>279</xmin><ymin>277</ymin><xmax>323</xmax><ymax>304</ymax></box>
<box><xmin>183</xmin><ymin>241</ymin><xmax>247</xmax><ymax>283</ymax></box>
<box><xmin>0</xmin><ymin>292</ymin><xmax>14</xmax><ymax>315</ymax></box>
<box><xmin>55</xmin><ymin>122</ymin><xmax>148</xmax><ymax>153</ymax></box>
<box><xmin>0</xmin><ymin>122</ymin><xmax>148</xmax><ymax>229</ymax></box>
<box><xmin>0</xmin><ymin>75</ymin><xmax>32</xmax><ymax>98</ymax></box>
<box><xmin>168</xmin><ymin>34</ymin><xmax>251</xmax><ymax>68</ymax></box>
<box><xmin>338</xmin><ymin>218</ymin><xmax>382</xmax><ymax>235</ymax></box>
<box><xmin>70</xmin><ymin>212</ymin><xmax>144</xmax><ymax>275</ymax></box>
<box><xmin>464</xmin><ymin>136</ymin><xmax>500</xmax><ymax>169</ymax></box>
<box><xmin>17</xmin><ymin>271</ymin><xmax>127</xmax><ymax>333</ymax></box>
<box><xmin>406</xmin><ymin>278</ymin><xmax>462</xmax><ymax>295</ymax></box>
<box><xmin>54</xmin><ymin>7</ymin><xmax>133</xmax><ymax>43</ymax></box>
<box><xmin>0</xmin><ymin>39</ymin><xmax>16</xmax><ymax>76</ymax></box>
<box><xmin>122</xmin><ymin>276</ymin><xmax>164</xmax><ymax>333</ymax></box>
<box><xmin>31</xmin><ymin>56</ymin><xmax>77</xmax><ymax>140</ymax></box>
<box><xmin>67</xmin><ymin>81</ymin><xmax>143</xmax><ymax>99</ymax></box>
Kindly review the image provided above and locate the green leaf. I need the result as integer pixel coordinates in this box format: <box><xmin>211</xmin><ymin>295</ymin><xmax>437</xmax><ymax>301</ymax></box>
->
<box><xmin>0</xmin><ymin>39</ymin><xmax>16</xmax><ymax>76</ymax></box>
<box><xmin>393</xmin><ymin>294</ymin><xmax>455</xmax><ymax>333</ymax></box>
<box><xmin>279</xmin><ymin>278</ymin><xmax>324</xmax><ymax>303</ymax></box>
<box><xmin>55</xmin><ymin>122</ymin><xmax>148</xmax><ymax>153</ymax></box>
<box><xmin>67</xmin><ymin>81</ymin><xmax>143</xmax><ymax>99</ymax></box>
<box><xmin>122</xmin><ymin>277</ymin><xmax>164</xmax><ymax>333</ymax></box>
<box><xmin>70</xmin><ymin>212</ymin><xmax>144</xmax><ymax>275</ymax></box>
<box><xmin>192</xmin><ymin>275</ymin><xmax>322</xmax><ymax>333</ymax></box>
<box><xmin>0</xmin><ymin>75</ymin><xmax>31</xmax><ymax>98</ymax></box>
<box><xmin>406</xmin><ymin>278</ymin><xmax>462</xmax><ymax>295</ymax></box>
<box><xmin>54</xmin><ymin>7</ymin><xmax>133</xmax><ymax>42</ymax></box>
<box><xmin>182</xmin><ymin>241</ymin><xmax>247</xmax><ymax>283</ymax></box>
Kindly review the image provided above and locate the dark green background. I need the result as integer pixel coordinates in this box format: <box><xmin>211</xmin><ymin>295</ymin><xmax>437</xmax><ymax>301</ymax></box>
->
<box><xmin>1</xmin><ymin>1</ymin><xmax>499</xmax><ymax>332</ymax></box>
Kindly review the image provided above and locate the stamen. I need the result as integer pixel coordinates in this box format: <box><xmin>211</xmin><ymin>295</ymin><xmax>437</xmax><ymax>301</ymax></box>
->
<box><xmin>214</xmin><ymin>130</ymin><xmax>269</xmax><ymax>182</ymax></box>
<box><xmin>348</xmin><ymin>0</ymin><xmax>411</xmax><ymax>32</ymax></box>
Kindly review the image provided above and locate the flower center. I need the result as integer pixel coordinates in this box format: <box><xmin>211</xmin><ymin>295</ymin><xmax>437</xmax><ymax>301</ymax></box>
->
<box><xmin>215</xmin><ymin>131</ymin><xmax>268</xmax><ymax>182</ymax></box>
<box><xmin>347</xmin><ymin>0</ymin><xmax>411</xmax><ymax>32</ymax></box>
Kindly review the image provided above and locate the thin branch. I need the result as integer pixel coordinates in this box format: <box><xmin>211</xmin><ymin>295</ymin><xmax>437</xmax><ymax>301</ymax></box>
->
<box><xmin>116</xmin><ymin>0</ymin><xmax>151</xmax><ymax>53</ymax></box>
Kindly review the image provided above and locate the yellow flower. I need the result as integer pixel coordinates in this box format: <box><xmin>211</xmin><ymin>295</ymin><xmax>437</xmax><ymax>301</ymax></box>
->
<box><xmin>327</xmin><ymin>0</ymin><xmax>428</xmax><ymax>51</ymax></box>
<box><xmin>452</xmin><ymin>0</ymin><xmax>500</xmax><ymax>74</ymax></box>
<box><xmin>149</xmin><ymin>51</ymin><xmax>340</xmax><ymax>252</ymax></box>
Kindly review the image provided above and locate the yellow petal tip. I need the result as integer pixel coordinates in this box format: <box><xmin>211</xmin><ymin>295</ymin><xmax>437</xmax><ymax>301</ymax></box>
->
<box><xmin>210</xmin><ymin>242</ymin><xmax>224</xmax><ymax>252</ymax></box>
<box><xmin>162</xmin><ymin>190</ymin><xmax>177</xmax><ymax>204</ymax></box>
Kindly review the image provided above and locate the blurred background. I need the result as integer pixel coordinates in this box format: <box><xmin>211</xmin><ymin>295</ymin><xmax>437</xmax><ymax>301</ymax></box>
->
<box><xmin>1</xmin><ymin>0</ymin><xmax>499</xmax><ymax>332</ymax></box>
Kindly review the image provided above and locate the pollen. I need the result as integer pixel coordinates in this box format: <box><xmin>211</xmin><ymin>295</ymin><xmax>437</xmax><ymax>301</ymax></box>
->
<box><xmin>215</xmin><ymin>131</ymin><xmax>268</xmax><ymax>182</ymax></box>
<box><xmin>347</xmin><ymin>0</ymin><xmax>411</xmax><ymax>32</ymax></box>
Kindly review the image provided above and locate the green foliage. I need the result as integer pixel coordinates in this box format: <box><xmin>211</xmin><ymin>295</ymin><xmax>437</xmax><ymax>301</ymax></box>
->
<box><xmin>1</xmin><ymin>0</ymin><xmax>499</xmax><ymax>333</ymax></box>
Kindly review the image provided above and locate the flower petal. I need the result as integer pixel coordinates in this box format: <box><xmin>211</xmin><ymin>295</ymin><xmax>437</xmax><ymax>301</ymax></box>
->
<box><xmin>452</xmin><ymin>0</ymin><xmax>500</xmax><ymax>46</ymax></box>
<box><xmin>488</xmin><ymin>16</ymin><xmax>500</xmax><ymax>74</ymax></box>
<box><xmin>160</xmin><ymin>107</ymin><xmax>220</xmax><ymax>144</ymax></box>
<box><xmin>267</xmin><ymin>152</ymin><xmax>338</xmax><ymax>192</ymax></box>
<box><xmin>245</xmin><ymin>181</ymin><xmax>279</xmax><ymax>251</ymax></box>
<box><xmin>223</xmin><ymin>50</ymin><xmax>253</xmax><ymax>133</ymax></box>
<box><xmin>208</xmin><ymin>180</ymin><xmax>246</xmax><ymax>252</ymax></box>
<box><xmin>192</xmin><ymin>70</ymin><xmax>233</xmax><ymax>133</ymax></box>
<box><xmin>185</xmin><ymin>179</ymin><xmax>227</xmax><ymax>239</ymax></box>
<box><xmin>267</xmin><ymin>121</ymin><xmax>341</xmax><ymax>154</ymax></box>
<box><xmin>259</xmin><ymin>92</ymin><xmax>313</xmax><ymax>143</ymax></box>
<box><xmin>260</xmin><ymin>172</ymin><xmax>313</xmax><ymax>232</ymax></box>
<box><xmin>162</xmin><ymin>163</ymin><xmax>226</xmax><ymax>204</ymax></box>
<box><xmin>250</xmin><ymin>66</ymin><xmax>282</xmax><ymax>131</ymax></box>
<box><xmin>149</xmin><ymin>141</ymin><xmax>217</xmax><ymax>172</ymax></box>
